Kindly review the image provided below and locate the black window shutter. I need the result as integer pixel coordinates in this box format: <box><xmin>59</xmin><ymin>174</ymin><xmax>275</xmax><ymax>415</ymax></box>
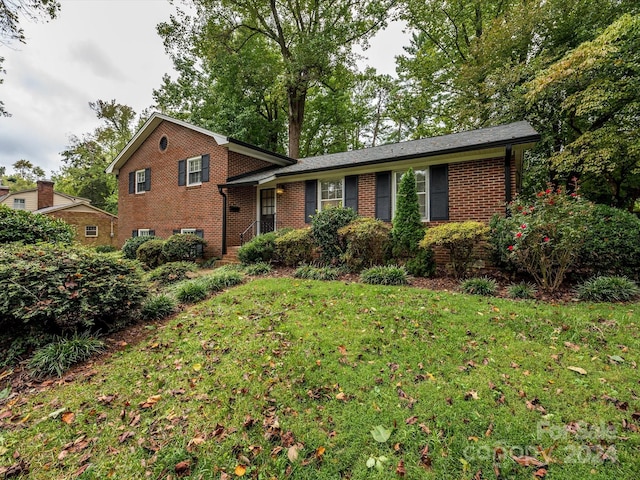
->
<box><xmin>178</xmin><ymin>160</ymin><xmax>186</xmax><ymax>186</ymax></box>
<box><xmin>344</xmin><ymin>175</ymin><xmax>358</xmax><ymax>212</ymax></box>
<box><xmin>132</xmin><ymin>230</ymin><xmax>138</xmax><ymax>237</ymax></box>
<box><xmin>375</xmin><ymin>171</ymin><xmax>392</xmax><ymax>221</ymax></box>
<box><xmin>129</xmin><ymin>172</ymin><xmax>135</xmax><ymax>194</ymax></box>
<box><xmin>195</xmin><ymin>229</ymin><xmax>204</xmax><ymax>257</ymax></box>
<box><xmin>149</xmin><ymin>230</ymin><xmax>155</xmax><ymax>236</ymax></box>
<box><xmin>201</xmin><ymin>154</ymin><xmax>210</xmax><ymax>183</ymax></box>
<box><xmin>145</xmin><ymin>168</ymin><xmax>151</xmax><ymax>191</ymax></box>
<box><xmin>304</xmin><ymin>180</ymin><xmax>317</xmax><ymax>224</ymax></box>
<box><xmin>173</xmin><ymin>229</ymin><xmax>180</xmax><ymax>235</ymax></box>
<box><xmin>195</xmin><ymin>229</ymin><xmax>204</xmax><ymax>238</ymax></box>
<box><xmin>430</xmin><ymin>164</ymin><xmax>449</xmax><ymax>221</ymax></box>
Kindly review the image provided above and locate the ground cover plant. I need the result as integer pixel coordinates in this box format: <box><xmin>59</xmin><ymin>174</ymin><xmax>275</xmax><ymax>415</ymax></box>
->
<box><xmin>1</xmin><ymin>279</ymin><xmax>637</xmax><ymax>479</ymax></box>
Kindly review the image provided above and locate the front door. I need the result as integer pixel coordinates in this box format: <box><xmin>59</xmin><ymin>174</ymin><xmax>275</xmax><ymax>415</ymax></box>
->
<box><xmin>260</xmin><ymin>188</ymin><xmax>276</xmax><ymax>234</ymax></box>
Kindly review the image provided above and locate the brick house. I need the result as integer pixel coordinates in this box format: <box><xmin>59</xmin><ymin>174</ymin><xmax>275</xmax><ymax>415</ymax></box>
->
<box><xmin>0</xmin><ymin>180</ymin><xmax>118</xmax><ymax>247</ymax></box>
<box><xmin>107</xmin><ymin>113</ymin><xmax>539</xmax><ymax>259</ymax></box>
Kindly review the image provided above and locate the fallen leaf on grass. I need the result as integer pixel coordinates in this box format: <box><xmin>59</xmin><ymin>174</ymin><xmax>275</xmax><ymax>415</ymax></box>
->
<box><xmin>139</xmin><ymin>395</ymin><xmax>161</xmax><ymax>409</ymax></box>
<box><xmin>118</xmin><ymin>431</ymin><xmax>135</xmax><ymax>443</ymax></box>
<box><xmin>287</xmin><ymin>445</ymin><xmax>299</xmax><ymax>462</ymax></box>
<box><xmin>396</xmin><ymin>459</ymin><xmax>406</xmax><ymax>476</ymax></box>
<box><xmin>175</xmin><ymin>460</ymin><xmax>191</xmax><ymax>476</ymax></box>
<box><xmin>511</xmin><ymin>455</ymin><xmax>545</xmax><ymax>467</ymax></box>
<box><xmin>234</xmin><ymin>464</ymin><xmax>247</xmax><ymax>476</ymax></box>
<box><xmin>567</xmin><ymin>366</ymin><xmax>587</xmax><ymax>375</ymax></box>
<box><xmin>534</xmin><ymin>467</ymin><xmax>548</xmax><ymax>477</ymax></box>
<box><xmin>61</xmin><ymin>411</ymin><xmax>75</xmax><ymax>424</ymax></box>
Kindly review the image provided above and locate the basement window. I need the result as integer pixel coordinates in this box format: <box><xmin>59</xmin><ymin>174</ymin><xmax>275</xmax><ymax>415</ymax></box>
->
<box><xmin>85</xmin><ymin>225</ymin><xmax>98</xmax><ymax>237</ymax></box>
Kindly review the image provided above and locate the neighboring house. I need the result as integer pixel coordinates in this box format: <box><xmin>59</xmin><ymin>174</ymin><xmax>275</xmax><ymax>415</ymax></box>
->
<box><xmin>0</xmin><ymin>180</ymin><xmax>118</xmax><ymax>247</ymax></box>
<box><xmin>107</xmin><ymin>112</ymin><xmax>540</xmax><ymax>259</ymax></box>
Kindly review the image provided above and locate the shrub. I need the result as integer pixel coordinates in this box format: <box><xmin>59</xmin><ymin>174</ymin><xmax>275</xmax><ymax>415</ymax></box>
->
<box><xmin>136</xmin><ymin>239</ymin><xmax>166</xmax><ymax>269</ymax></box>
<box><xmin>294</xmin><ymin>265</ymin><xmax>341</xmax><ymax>281</ymax></box>
<box><xmin>238</xmin><ymin>232</ymin><xmax>278</xmax><ymax>265</ymax></box>
<box><xmin>390</xmin><ymin>168</ymin><xmax>425</xmax><ymax>259</ymax></box>
<box><xmin>578</xmin><ymin>204</ymin><xmax>640</xmax><ymax>280</ymax></box>
<box><xmin>275</xmin><ymin>228</ymin><xmax>315</xmax><ymax>266</ymax></box>
<box><xmin>460</xmin><ymin>277</ymin><xmax>498</xmax><ymax>296</ymax></box>
<box><xmin>95</xmin><ymin>245</ymin><xmax>117</xmax><ymax>253</ymax></box>
<box><xmin>122</xmin><ymin>235</ymin><xmax>157</xmax><ymax>260</ymax></box>
<box><xmin>338</xmin><ymin>218</ymin><xmax>391</xmax><ymax>271</ymax></box>
<box><xmin>174</xmin><ymin>279</ymin><xmax>209</xmax><ymax>304</ymax></box>
<box><xmin>243</xmin><ymin>262</ymin><xmax>272</xmax><ymax>275</ymax></box>
<box><xmin>146</xmin><ymin>262</ymin><xmax>198</xmax><ymax>285</ymax></box>
<box><xmin>507</xmin><ymin>282</ymin><xmax>537</xmax><ymax>300</ymax></box>
<box><xmin>360</xmin><ymin>265</ymin><xmax>408</xmax><ymax>286</ymax></box>
<box><xmin>0</xmin><ymin>204</ymin><xmax>75</xmax><ymax>244</ymax></box>
<box><xmin>506</xmin><ymin>186</ymin><xmax>593</xmax><ymax>292</ymax></box>
<box><xmin>0</xmin><ymin>244</ymin><xmax>147</xmax><ymax>333</ymax></box>
<box><xmin>141</xmin><ymin>295</ymin><xmax>177</xmax><ymax>320</ymax></box>
<box><xmin>488</xmin><ymin>214</ymin><xmax>519</xmax><ymax>271</ymax></box>
<box><xmin>311</xmin><ymin>207</ymin><xmax>358</xmax><ymax>264</ymax></box>
<box><xmin>420</xmin><ymin>221</ymin><xmax>489</xmax><ymax>279</ymax></box>
<box><xmin>27</xmin><ymin>332</ymin><xmax>105</xmax><ymax>378</ymax></box>
<box><xmin>405</xmin><ymin>247</ymin><xmax>436</xmax><ymax>278</ymax></box>
<box><xmin>576</xmin><ymin>276</ymin><xmax>640</xmax><ymax>302</ymax></box>
<box><xmin>162</xmin><ymin>234</ymin><xmax>207</xmax><ymax>262</ymax></box>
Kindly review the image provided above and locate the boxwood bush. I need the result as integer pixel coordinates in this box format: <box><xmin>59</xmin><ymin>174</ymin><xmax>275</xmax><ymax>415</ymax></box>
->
<box><xmin>136</xmin><ymin>239</ymin><xmax>166</xmax><ymax>269</ymax></box>
<box><xmin>238</xmin><ymin>232</ymin><xmax>278</xmax><ymax>264</ymax></box>
<box><xmin>0</xmin><ymin>204</ymin><xmax>75</xmax><ymax>244</ymax></box>
<box><xmin>122</xmin><ymin>235</ymin><xmax>157</xmax><ymax>260</ymax></box>
<box><xmin>338</xmin><ymin>218</ymin><xmax>391</xmax><ymax>271</ymax></box>
<box><xmin>275</xmin><ymin>228</ymin><xmax>315</xmax><ymax>267</ymax></box>
<box><xmin>162</xmin><ymin>233</ymin><xmax>207</xmax><ymax>262</ymax></box>
<box><xmin>0</xmin><ymin>244</ymin><xmax>147</xmax><ymax>333</ymax></box>
<box><xmin>311</xmin><ymin>207</ymin><xmax>358</xmax><ymax>264</ymax></box>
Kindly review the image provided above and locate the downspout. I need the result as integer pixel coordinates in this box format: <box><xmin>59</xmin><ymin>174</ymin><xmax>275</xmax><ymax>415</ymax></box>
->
<box><xmin>218</xmin><ymin>186</ymin><xmax>227</xmax><ymax>255</ymax></box>
<box><xmin>504</xmin><ymin>144</ymin><xmax>513</xmax><ymax>216</ymax></box>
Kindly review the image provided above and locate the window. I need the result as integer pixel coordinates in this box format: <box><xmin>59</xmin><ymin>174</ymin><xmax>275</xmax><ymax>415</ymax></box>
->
<box><xmin>138</xmin><ymin>229</ymin><xmax>152</xmax><ymax>237</ymax></box>
<box><xmin>135</xmin><ymin>170</ymin><xmax>146</xmax><ymax>194</ymax></box>
<box><xmin>319</xmin><ymin>179</ymin><xmax>343</xmax><ymax>210</ymax></box>
<box><xmin>85</xmin><ymin>225</ymin><xmax>98</xmax><ymax>237</ymax></box>
<box><xmin>180</xmin><ymin>228</ymin><xmax>196</xmax><ymax>234</ymax></box>
<box><xmin>159</xmin><ymin>135</ymin><xmax>168</xmax><ymax>151</ymax></box>
<box><xmin>188</xmin><ymin>157</ymin><xmax>202</xmax><ymax>185</ymax></box>
<box><xmin>13</xmin><ymin>198</ymin><xmax>26</xmax><ymax>210</ymax></box>
<box><xmin>393</xmin><ymin>169</ymin><xmax>428</xmax><ymax>220</ymax></box>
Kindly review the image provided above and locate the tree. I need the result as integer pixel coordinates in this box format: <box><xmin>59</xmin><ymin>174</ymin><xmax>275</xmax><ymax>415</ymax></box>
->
<box><xmin>54</xmin><ymin>100</ymin><xmax>138</xmax><ymax>213</ymax></box>
<box><xmin>390</xmin><ymin>168</ymin><xmax>424</xmax><ymax>259</ymax></box>
<box><xmin>526</xmin><ymin>14</ymin><xmax>640</xmax><ymax>209</ymax></box>
<box><xmin>158</xmin><ymin>0</ymin><xmax>395</xmax><ymax>158</ymax></box>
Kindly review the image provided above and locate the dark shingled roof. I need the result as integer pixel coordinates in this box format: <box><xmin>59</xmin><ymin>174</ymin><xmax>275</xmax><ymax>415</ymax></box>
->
<box><xmin>222</xmin><ymin>121</ymin><xmax>539</xmax><ymax>186</ymax></box>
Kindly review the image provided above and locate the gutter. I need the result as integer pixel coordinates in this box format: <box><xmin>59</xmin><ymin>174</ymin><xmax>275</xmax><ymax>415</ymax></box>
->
<box><xmin>504</xmin><ymin>144</ymin><xmax>513</xmax><ymax>215</ymax></box>
<box><xmin>217</xmin><ymin>186</ymin><xmax>227</xmax><ymax>255</ymax></box>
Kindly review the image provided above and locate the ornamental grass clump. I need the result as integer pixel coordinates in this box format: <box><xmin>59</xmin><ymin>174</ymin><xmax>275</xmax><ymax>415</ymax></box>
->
<box><xmin>141</xmin><ymin>294</ymin><xmax>177</xmax><ymax>320</ymax></box>
<box><xmin>576</xmin><ymin>276</ymin><xmax>640</xmax><ymax>302</ymax></box>
<box><xmin>146</xmin><ymin>261</ymin><xmax>198</xmax><ymax>285</ymax></box>
<box><xmin>506</xmin><ymin>186</ymin><xmax>592</xmax><ymax>292</ymax></box>
<box><xmin>243</xmin><ymin>262</ymin><xmax>272</xmax><ymax>276</ymax></box>
<box><xmin>507</xmin><ymin>282</ymin><xmax>537</xmax><ymax>300</ymax></box>
<box><xmin>28</xmin><ymin>333</ymin><xmax>105</xmax><ymax>378</ymax></box>
<box><xmin>419</xmin><ymin>221</ymin><xmax>489</xmax><ymax>279</ymax></box>
<box><xmin>360</xmin><ymin>265</ymin><xmax>408</xmax><ymax>285</ymax></box>
<box><xmin>460</xmin><ymin>277</ymin><xmax>498</xmax><ymax>296</ymax></box>
<box><xmin>294</xmin><ymin>265</ymin><xmax>340</xmax><ymax>281</ymax></box>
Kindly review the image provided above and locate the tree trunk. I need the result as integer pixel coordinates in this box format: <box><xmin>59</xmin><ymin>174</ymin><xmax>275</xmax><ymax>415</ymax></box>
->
<box><xmin>287</xmin><ymin>84</ymin><xmax>307</xmax><ymax>159</ymax></box>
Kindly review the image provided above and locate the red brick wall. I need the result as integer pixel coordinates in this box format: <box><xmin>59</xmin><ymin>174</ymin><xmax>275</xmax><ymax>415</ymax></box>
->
<box><xmin>274</xmin><ymin>181</ymin><xmax>307</xmax><ymax>229</ymax></box>
<box><xmin>118</xmin><ymin>121</ymin><xmax>228</xmax><ymax>258</ymax></box>
<box><xmin>37</xmin><ymin>180</ymin><xmax>54</xmax><ymax>210</ymax></box>
<box><xmin>47</xmin><ymin>211</ymin><xmax>117</xmax><ymax>247</ymax></box>
<box><xmin>227</xmin><ymin>186</ymin><xmax>257</xmax><ymax>247</ymax></box>
<box><xmin>227</xmin><ymin>152</ymin><xmax>275</xmax><ymax>178</ymax></box>
<box><xmin>357</xmin><ymin>173</ymin><xmax>376</xmax><ymax>218</ymax></box>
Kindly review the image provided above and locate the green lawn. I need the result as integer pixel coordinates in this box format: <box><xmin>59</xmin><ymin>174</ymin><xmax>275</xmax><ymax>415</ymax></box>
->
<box><xmin>1</xmin><ymin>278</ymin><xmax>639</xmax><ymax>479</ymax></box>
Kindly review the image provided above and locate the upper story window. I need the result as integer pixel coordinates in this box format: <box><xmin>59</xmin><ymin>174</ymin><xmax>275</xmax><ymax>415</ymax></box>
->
<box><xmin>188</xmin><ymin>157</ymin><xmax>202</xmax><ymax>186</ymax></box>
<box><xmin>13</xmin><ymin>198</ymin><xmax>26</xmax><ymax>210</ymax></box>
<box><xmin>85</xmin><ymin>225</ymin><xmax>98</xmax><ymax>237</ymax></box>
<box><xmin>319</xmin><ymin>179</ymin><xmax>343</xmax><ymax>210</ymax></box>
<box><xmin>135</xmin><ymin>170</ymin><xmax>146</xmax><ymax>194</ymax></box>
<box><xmin>393</xmin><ymin>169</ymin><xmax>428</xmax><ymax>220</ymax></box>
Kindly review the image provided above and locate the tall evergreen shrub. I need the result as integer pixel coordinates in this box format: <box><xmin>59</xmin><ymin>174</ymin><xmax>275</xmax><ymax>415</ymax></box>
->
<box><xmin>391</xmin><ymin>169</ymin><xmax>424</xmax><ymax>259</ymax></box>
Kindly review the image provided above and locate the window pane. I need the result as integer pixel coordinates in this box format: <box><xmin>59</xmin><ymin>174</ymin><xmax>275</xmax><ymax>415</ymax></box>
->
<box><xmin>188</xmin><ymin>158</ymin><xmax>202</xmax><ymax>185</ymax></box>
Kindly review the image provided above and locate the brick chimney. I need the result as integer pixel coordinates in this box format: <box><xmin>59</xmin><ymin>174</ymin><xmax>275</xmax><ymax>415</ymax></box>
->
<box><xmin>37</xmin><ymin>180</ymin><xmax>55</xmax><ymax>209</ymax></box>
<box><xmin>0</xmin><ymin>185</ymin><xmax>9</xmax><ymax>197</ymax></box>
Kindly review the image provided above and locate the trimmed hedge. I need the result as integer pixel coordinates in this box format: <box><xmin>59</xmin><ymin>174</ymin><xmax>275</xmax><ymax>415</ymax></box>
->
<box><xmin>338</xmin><ymin>218</ymin><xmax>391</xmax><ymax>271</ymax></box>
<box><xmin>238</xmin><ymin>232</ymin><xmax>278</xmax><ymax>265</ymax></box>
<box><xmin>0</xmin><ymin>204</ymin><xmax>75</xmax><ymax>245</ymax></box>
<box><xmin>122</xmin><ymin>235</ymin><xmax>157</xmax><ymax>260</ymax></box>
<box><xmin>162</xmin><ymin>233</ymin><xmax>207</xmax><ymax>262</ymax></box>
<box><xmin>136</xmin><ymin>239</ymin><xmax>166</xmax><ymax>269</ymax></box>
<box><xmin>275</xmin><ymin>228</ymin><xmax>315</xmax><ymax>267</ymax></box>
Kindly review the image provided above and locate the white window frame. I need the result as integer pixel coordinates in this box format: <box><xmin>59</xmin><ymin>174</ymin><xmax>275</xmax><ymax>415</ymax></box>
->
<box><xmin>187</xmin><ymin>156</ymin><xmax>202</xmax><ymax>186</ymax></box>
<box><xmin>85</xmin><ymin>225</ymin><xmax>98</xmax><ymax>237</ymax></box>
<box><xmin>318</xmin><ymin>178</ymin><xmax>344</xmax><ymax>211</ymax></box>
<box><xmin>392</xmin><ymin>169</ymin><xmax>429</xmax><ymax>221</ymax></box>
<box><xmin>135</xmin><ymin>169</ymin><xmax>146</xmax><ymax>194</ymax></box>
<box><xmin>180</xmin><ymin>228</ymin><xmax>196</xmax><ymax>234</ymax></box>
<box><xmin>138</xmin><ymin>229</ymin><xmax>152</xmax><ymax>237</ymax></box>
<box><xmin>13</xmin><ymin>198</ymin><xmax>26</xmax><ymax>210</ymax></box>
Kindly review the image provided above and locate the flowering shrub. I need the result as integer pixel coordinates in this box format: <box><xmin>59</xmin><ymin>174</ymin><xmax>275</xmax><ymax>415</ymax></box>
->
<box><xmin>506</xmin><ymin>186</ymin><xmax>593</xmax><ymax>292</ymax></box>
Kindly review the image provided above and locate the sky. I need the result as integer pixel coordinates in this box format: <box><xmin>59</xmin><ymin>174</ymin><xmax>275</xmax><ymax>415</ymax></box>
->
<box><xmin>0</xmin><ymin>0</ymin><xmax>409</xmax><ymax>177</ymax></box>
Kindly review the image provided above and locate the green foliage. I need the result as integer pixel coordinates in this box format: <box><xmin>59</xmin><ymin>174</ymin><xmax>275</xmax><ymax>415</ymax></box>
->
<box><xmin>404</xmin><ymin>247</ymin><xmax>436</xmax><ymax>278</ymax></box>
<box><xmin>141</xmin><ymin>295</ymin><xmax>177</xmax><ymax>321</ymax></box>
<box><xmin>0</xmin><ymin>204</ymin><xmax>75</xmax><ymax>244</ymax></box>
<box><xmin>274</xmin><ymin>228</ymin><xmax>315</xmax><ymax>267</ymax></box>
<box><xmin>242</xmin><ymin>262</ymin><xmax>272</xmax><ymax>276</ymax></box>
<box><xmin>27</xmin><ymin>332</ymin><xmax>104</xmax><ymax>379</ymax></box>
<box><xmin>0</xmin><ymin>331</ymin><xmax>55</xmax><ymax>369</ymax></box>
<box><xmin>238</xmin><ymin>232</ymin><xmax>278</xmax><ymax>265</ymax></box>
<box><xmin>488</xmin><ymin>214</ymin><xmax>519</xmax><ymax>271</ymax></box>
<box><xmin>200</xmin><ymin>270</ymin><xmax>244</xmax><ymax>291</ymax></box>
<box><xmin>95</xmin><ymin>245</ymin><xmax>117</xmax><ymax>253</ymax></box>
<box><xmin>136</xmin><ymin>239</ymin><xmax>166</xmax><ymax>269</ymax></box>
<box><xmin>390</xmin><ymin>168</ymin><xmax>425</xmax><ymax>259</ymax></box>
<box><xmin>460</xmin><ymin>277</ymin><xmax>498</xmax><ymax>296</ymax></box>
<box><xmin>338</xmin><ymin>217</ymin><xmax>391</xmax><ymax>271</ymax></box>
<box><xmin>579</xmin><ymin>204</ymin><xmax>640</xmax><ymax>280</ymax></box>
<box><xmin>507</xmin><ymin>282</ymin><xmax>537</xmax><ymax>300</ymax></box>
<box><xmin>311</xmin><ymin>207</ymin><xmax>358</xmax><ymax>264</ymax></box>
<box><xmin>122</xmin><ymin>235</ymin><xmax>156</xmax><ymax>260</ymax></box>
<box><xmin>506</xmin><ymin>187</ymin><xmax>593</xmax><ymax>292</ymax></box>
<box><xmin>174</xmin><ymin>279</ymin><xmax>208</xmax><ymax>304</ymax></box>
<box><xmin>146</xmin><ymin>262</ymin><xmax>198</xmax><ymax>285</ymax></box>
<box><xmin>162</xmin><ymin>234</ymin><xmax>206</xmax><ymax>262</ymax></box>
<box><xmin>420</xmin><ymin>221</ymin><xmax>490</xmax><ymax>279</ymax></box>
<box><xmin>0</xmin><ymin>244</ymin><xmax>147</xmax><ymax>333</ymax></box>
<box><xmin>360</xmin><ymin>265</ymin><xmax>408</xmax><ymax>285</ymax></box>
<box><xmin>576</xmin><ymin>276</ymin><xmax>640</xmax><ymax>303</ymax></box>
<box><xmin>294</xmin><ymin>265</ymin><xmax>341</xmax><ymax>281</ymax></box>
